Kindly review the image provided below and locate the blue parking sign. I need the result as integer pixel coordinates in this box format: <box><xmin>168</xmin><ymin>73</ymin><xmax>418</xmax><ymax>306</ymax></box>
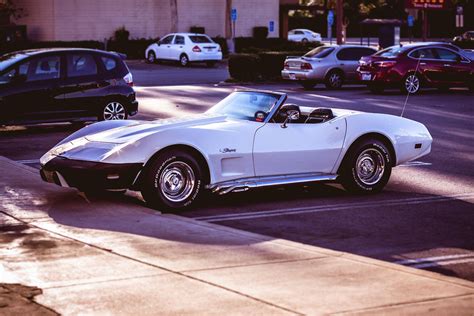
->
<box><xmin>231</xmin><ymin>8</ymin><xmax>237</xmax><ymax>21</ymax></box>
<box><xmin>269</xmin><ymin>21</ymin><xmax>274</xmax><ymax>32</ymax></box>
<box><xmin>407</xmin><ymin>15</ymin><xmax>414</xmax><ymax>27</ymax></box>
<box><xmin>327</xmin><ymin>10</ymin><xmax>334</xmax><ymax>26</ymax></box>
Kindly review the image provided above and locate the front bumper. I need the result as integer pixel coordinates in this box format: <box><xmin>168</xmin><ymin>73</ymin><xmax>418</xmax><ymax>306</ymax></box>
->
<box><xmin>40</xmin><ymin>156</ymin><xmax>142</xmax><ymax>191</ymax></box>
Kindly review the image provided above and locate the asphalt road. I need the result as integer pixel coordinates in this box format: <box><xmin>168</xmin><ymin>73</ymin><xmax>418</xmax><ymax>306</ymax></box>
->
<box><xmin>1</xmin><ymin>64</ymin><xmax>473</xmax><ymax>282</ymax></box>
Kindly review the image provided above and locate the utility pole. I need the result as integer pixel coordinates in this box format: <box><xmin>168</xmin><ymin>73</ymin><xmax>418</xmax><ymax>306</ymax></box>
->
<box><xmin>336</xmin><ymin>0</ymin><xmax>343</xmax><ymax>44</ymax></box>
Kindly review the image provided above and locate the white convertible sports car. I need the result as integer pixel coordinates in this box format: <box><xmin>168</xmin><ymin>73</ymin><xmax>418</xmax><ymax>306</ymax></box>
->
<box><xmin>40</xmin><ymin>90</ymin><xmax>432</xmax><ymax>211</ymax></box>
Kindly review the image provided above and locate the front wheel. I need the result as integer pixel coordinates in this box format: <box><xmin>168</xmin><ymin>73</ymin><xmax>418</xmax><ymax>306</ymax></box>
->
<box><xmin>180</xmin><ymin>54</ymin><xmax>189</xmax><ymax>67</ymax></box>
<box><xmin>402</xmin><ymin>73</ymin><xmax>421</xmax><ymax>94</ymax></box>
<box><xmin>339</xmin><ymin>139</ymin><xmax>392</xmax><ymax>194</ymax></box>
<box><xmin>141</xmin><ymin>150</ymin><xmax>205</xmax><ymax>211</ymax></box>
<box><xmin>147</xmin><ymin>51</ymin><xmax>156</xmax><ymax>63</ymax></box>
<box><xmin>100</xmin><ymin>101</ymin><xmax>128</xmax><ymax>121</ymax></box>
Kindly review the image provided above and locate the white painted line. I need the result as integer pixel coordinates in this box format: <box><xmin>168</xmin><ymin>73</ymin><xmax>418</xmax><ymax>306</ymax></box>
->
<box><xmin>394</xmin><ymin>254</ymin><xmax>474</xmax><ymax>265</ymax></box>
<box><xmin>15</xmin><ymin>159</ymin><xmax>40</xmax><ymax>164</ymax></box>
<box><xmin>399</xmin><ymin>161</ymin><xmax>432</xmax><ymax>167</ymax></box>
<box><xmin>195</xmin><ymin>193</ymin><xmax>474</xmax><ymax>222</ymax></box>
<box><xmin>411</xmin><ymin>258</ymin><xmax>474</xmax><ymax>269</ymax></box>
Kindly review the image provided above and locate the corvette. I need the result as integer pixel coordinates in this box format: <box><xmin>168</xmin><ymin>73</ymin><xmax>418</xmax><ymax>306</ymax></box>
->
<box><xmin>40</xmin><ymin>90</ymin><xmax>432</xmax><ymax>211</ymax></box>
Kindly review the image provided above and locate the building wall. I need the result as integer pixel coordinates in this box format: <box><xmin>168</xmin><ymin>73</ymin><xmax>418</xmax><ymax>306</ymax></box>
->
<box><xmin>13</xmin><ymin>0</ymin><xmax>280</xmax><ymax>41</ymax></box>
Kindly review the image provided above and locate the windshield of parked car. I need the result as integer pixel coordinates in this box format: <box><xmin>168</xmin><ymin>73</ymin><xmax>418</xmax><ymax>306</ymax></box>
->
<box><xmin>374</xmin><ymin>46</ymin><xmax>407</xmax><ymax>58</ymax></box>
<box><xmin>304</xmin><ymin>46</ymin><xmax>334</xmax><ymax>58</ymax></box>
<box><xmin>0</xmin><ymin>52</ymin><xmax>27</xmax><ymax>72</ymax></box>
<box><xmin>189</xmin><ymin>35</ymin><xmax>212</xmax><ymax>43</ymax></box>
<box><xmin>207</xmin><ymin>92</ymin><xmax>280</xmax><ymax>122</ymax></box>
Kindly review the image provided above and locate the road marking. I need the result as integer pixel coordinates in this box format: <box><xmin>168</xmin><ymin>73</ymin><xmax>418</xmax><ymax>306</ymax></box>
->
<box><xmin>394</xmin><ymin>254</ymin><xmax>474</xmax><ymax>269</ymax></box>
<box><xmin>194</xmin><ymin>193</ymin><xmax>474</xmax><ymax>222</ymax></box>
<box><xmin>15</xmin><ymin>159</ymin><xmax>40</xmax><ymax>164</ymax></box>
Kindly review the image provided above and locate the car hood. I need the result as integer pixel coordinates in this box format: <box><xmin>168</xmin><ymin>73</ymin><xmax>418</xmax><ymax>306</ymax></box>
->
<box><xmin>86</xmin><ymin>113</ymin><xmax>228</xmax><ymax>144</ymax></box>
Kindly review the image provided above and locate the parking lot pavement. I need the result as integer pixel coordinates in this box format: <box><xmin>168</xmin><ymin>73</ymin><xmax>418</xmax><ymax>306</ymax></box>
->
<box><xmin>0</xmin><ymin>82</ymin><xmax>473</xmax><ymax>285</ymax></box>
<box><xmin>2</xmin><ymin>156</ymin><xmax>474</xmax><ymax>315</ymax></box>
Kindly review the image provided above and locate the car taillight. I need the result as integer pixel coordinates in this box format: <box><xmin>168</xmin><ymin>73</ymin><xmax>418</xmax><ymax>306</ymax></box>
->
<box><xmin>300</xmin><ymin>62</ymin><xmax>312</xmax><ymax>70</ymax></box>
<box><xmin>123</xmin><ymin>72</ymin><xmax>133</xmax><ymax>87</ymax></box>
<box><xmin>284</xmin><ymin>61</ymin><xmax>289</xmax><ymax>69</ymax></box>
<box><xmin>192</xmin><ymin>45</ymin><xmax>201</xmax><ymax>52</ymax></box>
<box><xmin>373</xmin><ymin>60</ymin><xmax>397</xmax><ymax>68</ymax></box>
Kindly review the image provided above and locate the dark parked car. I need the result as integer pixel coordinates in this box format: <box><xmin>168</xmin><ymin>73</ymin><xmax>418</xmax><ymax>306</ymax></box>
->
<box><xmin>357</xmin><ymin>43</ymin><xmax>474</xmax><ymax>94</ymax></box>
<box><xmin>0</xmin><ymin>48</ymin><xmax>138</xmax><ymax>125</ymax></box>
<box><xmin>453</xmin><ymin>31</ymin><xmax>474</xmax><ymax>49</ymax></box>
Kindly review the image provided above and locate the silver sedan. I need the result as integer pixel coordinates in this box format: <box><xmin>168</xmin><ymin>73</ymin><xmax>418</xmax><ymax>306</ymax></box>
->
<box><xmin>282</xmin><ymin>45</ymin><xmax>377</xmax><ymax>89</ymax></box>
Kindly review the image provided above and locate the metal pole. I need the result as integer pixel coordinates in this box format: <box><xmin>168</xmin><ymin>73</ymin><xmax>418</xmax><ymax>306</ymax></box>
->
<box><xmin>422</xmin><ymin>9</ymin><xmax>427</xmax><ymax>42</ymax></box>
<box><xmin>336</xmin><ymin>0</ymin><xmax>343</xmax><ymax>44</ymax></box>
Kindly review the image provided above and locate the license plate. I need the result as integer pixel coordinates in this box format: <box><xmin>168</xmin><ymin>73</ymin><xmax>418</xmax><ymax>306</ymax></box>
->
<box><xmin>289</xmin><ymin>73</ymin><xmax>296</xmax><ymax>80</ymax></box>
<box><xmin>361</xmin><ymin>73</ymin><xmax>372</xmax><ymax>81</ymax></box>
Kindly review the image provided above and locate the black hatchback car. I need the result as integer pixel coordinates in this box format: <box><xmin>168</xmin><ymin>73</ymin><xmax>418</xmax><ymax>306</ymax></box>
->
<box><xmin>0</xmin><ymin>48</ymin><xmax>138</xmax><ymax>125</ymax></box>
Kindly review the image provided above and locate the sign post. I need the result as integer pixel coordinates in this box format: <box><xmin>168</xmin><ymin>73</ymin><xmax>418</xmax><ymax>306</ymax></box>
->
<box><xmin>327</xmin><ymin>10</ymin><xmax>334</xmax><ymax>45</ymax></box>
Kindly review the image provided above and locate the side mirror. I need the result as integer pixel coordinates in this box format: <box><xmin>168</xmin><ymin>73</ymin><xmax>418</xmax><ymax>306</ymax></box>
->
<box><xmin>10</xmin><ymin>74</ymin><xmax>27</xmax><ymax>84</ymax></box>
<box><xmin>157</xmin><ymin>41</ymin><xmax>161</xmax><ymax>46</ymax></box>
<box><xmin>278</xmin><ymin>104</ymin><xmax>300</xmax><ymax>128</ymax></box>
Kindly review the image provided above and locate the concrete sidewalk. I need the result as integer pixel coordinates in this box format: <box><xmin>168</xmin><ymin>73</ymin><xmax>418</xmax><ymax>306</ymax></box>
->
<box><xmin>1</xmin><ymin>156</ymin><xmax>473</xmax><ymax>315</ymax></box>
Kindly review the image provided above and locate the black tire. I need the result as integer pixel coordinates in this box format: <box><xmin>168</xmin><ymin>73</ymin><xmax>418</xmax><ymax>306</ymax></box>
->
<box><xmin>179</xmin><ymin>54</ymin><xmax>189</xmax><ymax>67</ymax></box>
<box><xmin>325</xmin><ymin>70</ymin><xmax>344</xmax><ymax>89</ymax></box>
<box><xmin>339</xmin><ymin>139</ymin><xmax>392</xmax><ymax>194</ymax></box>
<box><xmin>368</xmin><ymin>83</ymin><xmax>384</xmax><ymax>94</ymax></box>
<box><xmin>301</xmin><ymin>38</ymin><xmax>309</xmax><ymax>43</ymax></box>
<box><xmin>99</xmin><ymin>100</ymin><xmax>128</xmax><ymax>121</ymax></box>
<box><xmin>147</xmin><ymin>51</ymin><xmax>156</xmax><ymax>64</ymax></box>
<box><xmin>301</xmin><ymin>82</ymin><xmax>316</xmax><ymax>90</ymax></box>
<box><xmin>141</xmin><ymin>150</ymin><xmax>205</xmax><ymax>211</ymax></box>
<box><xmin>206</xmin><ymin>61</ymin><xmax>216</xmax><ymax>67</ymax></box>
<box><xmin>401</xmin><ymin>73</ymin><xmax>421</xmax><ymax>94</ymax></box>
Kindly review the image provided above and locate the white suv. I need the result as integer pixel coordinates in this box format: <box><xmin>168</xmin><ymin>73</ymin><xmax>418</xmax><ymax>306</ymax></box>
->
<box><xmin>145</xmin><ymin>33</ymin><xmax>222</xmax><ymax>67</ymax></box>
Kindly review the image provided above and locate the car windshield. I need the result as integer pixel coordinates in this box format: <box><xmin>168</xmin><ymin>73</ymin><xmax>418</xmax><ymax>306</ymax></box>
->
<box><xmin>304</xmin><ymin>46</ymin><xmax>334</xmax><ymax>58</ymax></box>
<box><xmin>375</xmin><ymin>46</ymin><xmax>407</xmax><ymax>58</ymax></box>
<box><xmin>0</xmin><ymin>52</ymin><xmax>28</xmax><ymax>72</ymax></box>
<box><xmin>207</xmin><ymin>92</ymin><xmax>280</xmax><ymax>122</ymax></box>
<box><xmin>189</xmin><ymin>35</ymin><xmax>212</xmax><ymax>43</ymax></box>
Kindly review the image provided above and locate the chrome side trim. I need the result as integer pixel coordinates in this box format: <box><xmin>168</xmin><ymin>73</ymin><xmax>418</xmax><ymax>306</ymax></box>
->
<box><xmin>207</xmin><ymin>173</ymin><xmax>338</xmax><ymax>195</ymax></box>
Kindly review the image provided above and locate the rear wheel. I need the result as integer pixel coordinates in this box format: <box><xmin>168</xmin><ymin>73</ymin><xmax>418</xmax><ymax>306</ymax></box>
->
<box><xmin>325</xmin><ymin>70</ymin><xmax>344</xmax><ymax>89</ymax></box>
<box><xmin>147</xmin><ymin>51</ymin><xmax>156</xmax><ymax>63</ymax></box>
<box><xmin>401</xmin><ymin>73</ymin><xmax>421</xmax><ymax>94</ymax></box>
<box><xmin>339</xmin><ymin>139</ymin><xmax>392</xmax><ymax>194</ymax></box>
<box><xmin>100</xmin><ymin>101</ymin><xmax>127</xmax><ymax>121</ymax></box>
<box><xmin>301</xmin><ymin>38</ymin><xmax>308</xmax><ymax>43</ymax></box>
<box><xmin>141</xmin><ymin>150</ymin><xmax>205</xmax><ymax>211</ymax></box>
<box><xmin>180</xmin><ymin>54</ymin><xmax>189</xmax><ymax>67</ymax></box>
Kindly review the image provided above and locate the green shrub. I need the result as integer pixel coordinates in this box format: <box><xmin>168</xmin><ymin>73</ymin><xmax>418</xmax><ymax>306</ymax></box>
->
<box><xmin>235</xmin><ymin>37</ymin><xmax>321</xmax><ymax>53</ymax></box>
<box><xmin>228</xmin><ymin>53</ymin><xmax>260</xmax><ymax>81</ymax></box>
<box><xmin>258</xmin><ymin>51</ymin><xmax>305</xmax><ymax>79</ymax></box>
<box><xmin>114</xmin><ymin>26</ymin><xmax>130</xmax><ymax>42</ymax></box>
<box><xmin>190</xmin><ymin>26</ymin><xmax>205</xmax><ymax>34</ymax></box>
<box><xmin>107</xmin><ymin>38</ymin><xmax>156</xmax><ymax>59</ymax></box>
<box><xmin>253</xmin><ymin>26</ymin><xmax>268</xmax><ymax>40</ymax></box>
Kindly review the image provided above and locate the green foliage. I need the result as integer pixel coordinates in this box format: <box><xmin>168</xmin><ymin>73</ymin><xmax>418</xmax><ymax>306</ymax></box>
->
<box><xmin>114</xmin><ymin>26</ymin><xmax>130</xmax><ymax>42</ymax></box>
<box><xmin>253</xmin><ymin>27</ymin><xmax>269</xmax><ymax>40</ymax></box>
<box><xmin>190</xmin><ymin>26</ymin><xmax>205</xmax><ymax>34</ymax></box>
<box><xmin>228</xmin><ymin>54</ymin><xmax>260</xmax><ymax>81</ymax></box>
<box><xmin>258</xmin><ymin>51</ymin><xmax>305</xmax><ymax>79</ymax></box>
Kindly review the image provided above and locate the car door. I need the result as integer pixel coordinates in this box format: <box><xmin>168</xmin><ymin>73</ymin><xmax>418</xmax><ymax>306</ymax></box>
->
<box><xmin>156</xmin><ymin>35</ymin><xmax>174</xmax><ymax>60</ymax></box>
<box><xmin>336</xmin><ymin>47</ymin><xmax>376</xmax><ymax>81</ymax></box>
<box><xmin>433</xmin><ymin>47</ymin><xmax>472</xmax><ymax>85</ymax></box>
<box><xmin>409</xmin><ymin>48</ymin><xmax>443</xmax><ymax>84</ymax></box>
<box><xmin>253</xmin><ymin>118</ymin><xmax>347</xmax><ymax>176</ymax></box>
<box><xmin>169</xmin><ymin>35</ymin><xmax>185</xmax><ymax>61</ymax></box>
<box><xmin>62</xmin><ymin>52</ymin><xmax>102</xmax><ymax>118</ymax></box>
<box><xmin>1</xmin><ymin>53</ymin><xmax>64</xmax><ymax>122</ymax></box>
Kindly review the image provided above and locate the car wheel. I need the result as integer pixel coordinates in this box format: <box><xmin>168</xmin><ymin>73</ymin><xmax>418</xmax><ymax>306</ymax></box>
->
<box><xmin>206</xmin><ymin>61</ymin><xmax>216</xmax><ymax>67</ymax></box>
<box><xmin>325</xmin><ymin>70</ymin><xmax>344</xmax><ymax>89</ymax></box>
<box><xmin>301</xmin><ymin>38</ymin><xmax>308</xmax><ymax>43</ymax></box>
<box><xmin>100</xmin><ymin>101</ymin><xmax>128</xmax><ymax>121</ymax></box>
<box><xmin>402</xmin><ymin>73</ymin><xmax>421</xmax><ymax>94</ymax></box>
<box><xmin>180</xmin><ymin>54</ymin><xmax>189</xmax><ymax>67</ymax></box>
<box><xmin>141</xmin><ymin>150</ymin><xmax>205</xmax><ymax>211</ymax></box>
<box><xmin>340</xmin><ymin>139</ymin><xmax>392</xmax><ymax>194</ymax></box>
<box><xmin>300</xmin><ymin>82</ymin><xmax>316</xmax><ymax>90</ymax></box>
<box><xmin>147</xmin><ymin>51</ymin><xmax>156</xmax><ymax>63</ymax></box>
<box><xmin>368</xmin><ymin>83</ymin><xmax>384</xmax><ymax>94</ymax></box>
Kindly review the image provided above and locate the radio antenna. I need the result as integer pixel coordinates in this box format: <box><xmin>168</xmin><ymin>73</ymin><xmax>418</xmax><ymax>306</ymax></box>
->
<box><xmin>401</xmin><ymin>54</ymin><xmax>424</xmax><ymax>117</ymax></box>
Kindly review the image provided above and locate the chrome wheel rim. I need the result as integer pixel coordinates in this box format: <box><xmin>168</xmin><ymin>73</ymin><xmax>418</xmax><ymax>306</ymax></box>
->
<box><xmin>148</xmin><ymin>52</ymin><xmax>155</xmax><ymax>63</ymax></box>
<box><xmin>355</xmin><ymin>149</ymin><xmax>385</xmax><ymax>186</ymax></box>
<box><xmin>103</xmin><ymin>102</ymin><xmax>126</xmax><ymax>120</ymax></box>
<box><xmin>180</xmin><ymin>56</ymin><xmax>188</xmax><ymax>66</ymax></box>
<box><xmin>405</xmin><ymin>74</ymin><xmax>420</xmax><ymax>93</ymax></box>
<box><xmin>329</xmin><ymin>73</ymin><xmax>342</xmax><ymax>87</ymax></box>
<box><xmin>159</xmin><ymin>161</ymin><xmax>195</xmax><ymax>202</ymax></box>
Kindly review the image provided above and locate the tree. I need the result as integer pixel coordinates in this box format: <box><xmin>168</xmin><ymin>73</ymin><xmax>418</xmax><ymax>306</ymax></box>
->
<box><xmin>0</xmin><ymin>0</ymin><xmax>26</xmax><ymax>25</ymax></box>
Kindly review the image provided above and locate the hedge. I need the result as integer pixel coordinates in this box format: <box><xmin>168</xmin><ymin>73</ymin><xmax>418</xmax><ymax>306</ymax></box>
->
<box><xmin>235</xmin><ymin>37</ymin><xmax>320</xmax><ymax>53</ymax></box>
<box><xmin>107</xmin><ymin>39</ymin><xmax>156</xmax><ymax>59</ymax></box>
<box><xmin>228</xmin><ymin>53</ymin><xmax>260</xmax><ymax>81</ymax></box>
<box><xmin>258</xmin><ymin>51</ymin><xmax>306</xmax><ymax>79</ymax></box>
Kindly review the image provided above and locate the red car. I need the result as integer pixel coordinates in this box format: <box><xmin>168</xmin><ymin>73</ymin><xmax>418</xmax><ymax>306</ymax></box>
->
<box><xmin>357</xmin><ymin>43</ymin><xmax>474</xmax><ymax>94</ymax></box>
